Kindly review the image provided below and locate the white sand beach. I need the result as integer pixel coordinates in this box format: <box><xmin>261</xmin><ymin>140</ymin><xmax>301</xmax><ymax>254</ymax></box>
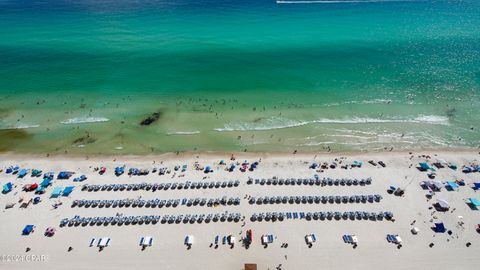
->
<box><xmin>1</xmin><ymin>151</ymin><xmax>480</xmax><ymax>270</ymax></box>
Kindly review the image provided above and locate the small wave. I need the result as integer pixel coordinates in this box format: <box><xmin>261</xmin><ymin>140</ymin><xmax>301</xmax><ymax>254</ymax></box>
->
<box><xmin>320</xmin><ymin>99</ymin><xmax>392</xmax><ymax>107</ymax></box>
<box><xmin>60</xmin><ymin>117</ymin><xmax>109</xmax><ymax>125</ymax></box>
<box><xmin>0</xmin><ymin>123</ymin><xmax>40</xmax><ymax>130</ymax></box>
<box><xmin>166</xmin><ymin>131</ymin><xmax>201</xmax><ymax>135</ymax></box>
<box><xmin>277</xmin><ymin>0</ymin><xmax>399</xmax><ymax>4</ymax></box>
<box><xmin>214</xmin><ymin>115</ymin><xmax>449</xmax><ymax>132</ymax></box>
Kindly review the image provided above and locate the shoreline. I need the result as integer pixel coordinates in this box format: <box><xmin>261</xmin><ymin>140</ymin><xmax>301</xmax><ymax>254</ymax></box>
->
<box><xmin>0</xmin><ymin>147</ymin><xmax>478</xmax><ymax>160</ymax></box>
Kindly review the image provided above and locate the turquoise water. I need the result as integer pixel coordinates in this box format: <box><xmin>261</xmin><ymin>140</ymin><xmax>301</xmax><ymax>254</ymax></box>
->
<box><xmin>0</xmin><ymin>0</ymin><xmax>479</xmax><ymax>154</ymax></box>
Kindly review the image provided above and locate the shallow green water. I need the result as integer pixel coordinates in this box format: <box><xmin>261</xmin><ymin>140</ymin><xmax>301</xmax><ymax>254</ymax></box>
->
<box><xmin>0</xmin><ymin>0</ymin><xmax>479</xmax><ymax>154</ymax></box>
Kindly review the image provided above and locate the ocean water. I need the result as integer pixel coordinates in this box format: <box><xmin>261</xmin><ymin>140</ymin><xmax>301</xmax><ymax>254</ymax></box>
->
<box><xmin>0</xmin><ymin>0</ymin><xmax>479</xmax><ymax>154</ymax></box>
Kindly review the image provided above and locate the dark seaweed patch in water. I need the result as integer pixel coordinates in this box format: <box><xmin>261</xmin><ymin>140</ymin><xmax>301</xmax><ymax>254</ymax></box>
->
<box><xmin>0</xmin><ymin>129</ymin><xmax>32</xmax><ymax>152</ymax></box>
<box><xmin>140</xmin><ymin>110</ymin><xmax>163</xmax><ymax>126</ymax></box>
<box><xmin>0</xmin><ymin>107</ymin><xmax>11</xmax><ymax>118</ymax></box>
<box><xmin>72</xmin><ymin>134</ymin><xmax>96</xmax><ymax>145</ymax></box>
<box><xmin>446</xmin><ymin>107</ymin><xmax>456</xmax><ymax>118</ymax></box>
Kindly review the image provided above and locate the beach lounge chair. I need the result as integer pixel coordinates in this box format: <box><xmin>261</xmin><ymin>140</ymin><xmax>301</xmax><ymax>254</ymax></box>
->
<box><xmin>97</xmin><ymin>238</ymin><xmax>110</xmax><ymax>247</ymax></box>
<box><xmin>89</xmin><ymin>238</ymin><xmax>96</xmax><ymax>247</ymax></box>
<box><xmin>140</xmin><ymin>236</ymin><xmax>153</xmax><ymax>247</ymax></box>
<box><xmin>185</xmin><ymin>235</ymin><xmax>194</xmax><ymax>246</ymax></box>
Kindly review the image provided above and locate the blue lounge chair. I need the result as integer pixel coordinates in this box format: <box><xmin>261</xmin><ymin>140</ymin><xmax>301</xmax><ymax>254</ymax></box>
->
<box><xmin>300</xmin><ymin>212</ymin><xmax>305</xmax><ymax>219</ymax></box>
<box><xmin>214</xmin><ymin>236</ymin><xmax>219</xmax><ymax>245</ymax></box>
<box><xmin>89</xmin><ymin>238</ymin><xmax>95</xmax><ymax>247</ymax></box>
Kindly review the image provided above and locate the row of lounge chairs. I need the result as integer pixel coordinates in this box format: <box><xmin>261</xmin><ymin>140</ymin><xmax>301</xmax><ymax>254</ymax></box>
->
<box><xmin>60</xmin><ymin>212</ymin><xmax>242</xmax><ymax>227</ymax></box>
<box><xmin>248</xmin><ymin>194</ymin><xmax>382</xmax><ymax>205</ymax></box>
<box><xmin>250</xmin><ymin>211</ymin><xmax>394</xmax><ymax>222</ymax></box>
<box><xmin>71</xmin><ymin>196</ymin><xmax>241</xmax><ymax>208</ymax></box>
<box><xmin>248</xmin><ymin>177</ymin><xmax>372</xmax><ymax>186</ymax></box>
<box><xmin>81</xmin><ymin>180</ymin><xmax>240</xmax><ymax>192</ymax></box>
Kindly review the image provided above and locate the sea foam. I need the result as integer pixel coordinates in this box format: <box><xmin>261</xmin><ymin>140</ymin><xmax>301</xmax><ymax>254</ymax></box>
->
<box><xmin>214</xmin><ymin>115</ymin><xmax>449</xmax><ymax>132</ymax></box>
<box><xmin>0</xmin><ymin>123</ymin><xmax>40</xmax><ymax>130</ymax></box>
<box><xmin>166</xmin><ymin>131</ymin><xmax>201</xmax><ymax>135</ymax></box>
<box><xmin>60</xmin><ymin>117</ymin><xmax>110</xmax><ymax>125</ymax></box>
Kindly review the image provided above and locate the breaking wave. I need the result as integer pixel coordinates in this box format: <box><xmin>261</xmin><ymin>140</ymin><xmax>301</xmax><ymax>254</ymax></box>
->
<box><xmin>0</xmin><ymin>123</ymin><xmax>40</xmax><ymax>130</ymax></box>
<box><xmin>61</xmin><ymin>117</ymin><xmax>110</xmax><ymax>125</ymax></box>
<box><xmin>166</xmin><ymin>131</ymin><xmax>201</xmax><ymax>135</ymax></box>
<box><xmin>214</xmin><ymin>115</ymin><xmax>449</xmax><ymax>132</ymax></box>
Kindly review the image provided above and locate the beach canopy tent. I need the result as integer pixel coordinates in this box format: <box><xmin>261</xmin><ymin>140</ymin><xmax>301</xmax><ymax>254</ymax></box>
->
<box><xmin>431</xmin><ymin>181</ymin><xmax>443</xmax><ymax>191</ymax></box>
<box><xmin>24</xmin><ymin>183</ymin><xmax>38</xmax><ymax>191</ymax></box>
<box><xmin>57</xmin><ymin>171</ymin><xmax>74</xmax><ymax>179</ymax></box>
<box><xmin>18</xmin><ymin>169</ymin><xmax>28</xmax><ymax>178</ymax></box>
<box><xmin>468</xmin><ymin>198</ymin><xmax>480</xmax><ymax>208</ymax></box>
<box><xmin>434</xmin><ymin>222</ymin><xmax>446</xmax><ymax>233</ymax></box>
<box><xmin>43</xmin><ymin>172</ymin><xmax>54</xmax><ymax>180</ymax></box>
<box><xmin>62</xmin><ymin>186</ymin><xmax>74</xmax><ymax>197</ymax></box>
<box><xmin>140</xmin><ymin>236</ymin><xmax>153</xmax><ymax>247</ymax></box>
<box><xmin>446</xmin><ymin>181</ymin><xmax>459</xmax><ymax>190</ymax></box>
<box><xmin>2</xmin><ymin>182</ymin><xmax>13</xmax><ymax>193</ymax></box>
<box><xmin>473</xmin><ymin>183</ymin><xmax>480</xmax><ymax>190</ymax></box>
<box><xmin>411</xmin><ymin>227</ymin><xmax>420</xmax><ymax>234</ymax></box>
<box><xmin>115</xmin><ymin>167</ymin><xmax>124</xmax><ymax>175</ymax></box>
<box><xmin>40</xmin><ymin>179</ymin><xmax>52</xmax><ymax>187</ymax></box>
<box><xmin>97</xmin><ymin>237</ymin><xmax>111</xmax><ymax>247</ymax></box>
<box><xmin>184</xmin><ymin>235</ymin><xmax>194</xmax><ymax>245</ymax></box>
<box><xmin>35</xmin><ymin>186</ymin><xmax>45</xmax><ymax>194</ymax></box>
<box><xmin>419</xmin><ymin>162</ymin><xmax>431</xmax><ymax>171</ymax></box>
<box><xmin>51</xmin><ymin>187</ymin><xmax>63</xmax><ymax>198</ymax></box>
<box><xmin>31</xmin><ymin>169</ymin><xmax>42</xmax><ymax>177</ymax></box>
<box><xmin>437</xmin><ymin>199</ymin><xmax>450</xmax><ymax>210</ymax></box>
<box><xmin>22</xmin><ymin>225</ymin><xmax>34</xmax><ymax>235</ymax></box>
<box><xmin>6</xmin><ymin>165</ymin><xmax>19</xmax><ymax>174</ymax></box>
